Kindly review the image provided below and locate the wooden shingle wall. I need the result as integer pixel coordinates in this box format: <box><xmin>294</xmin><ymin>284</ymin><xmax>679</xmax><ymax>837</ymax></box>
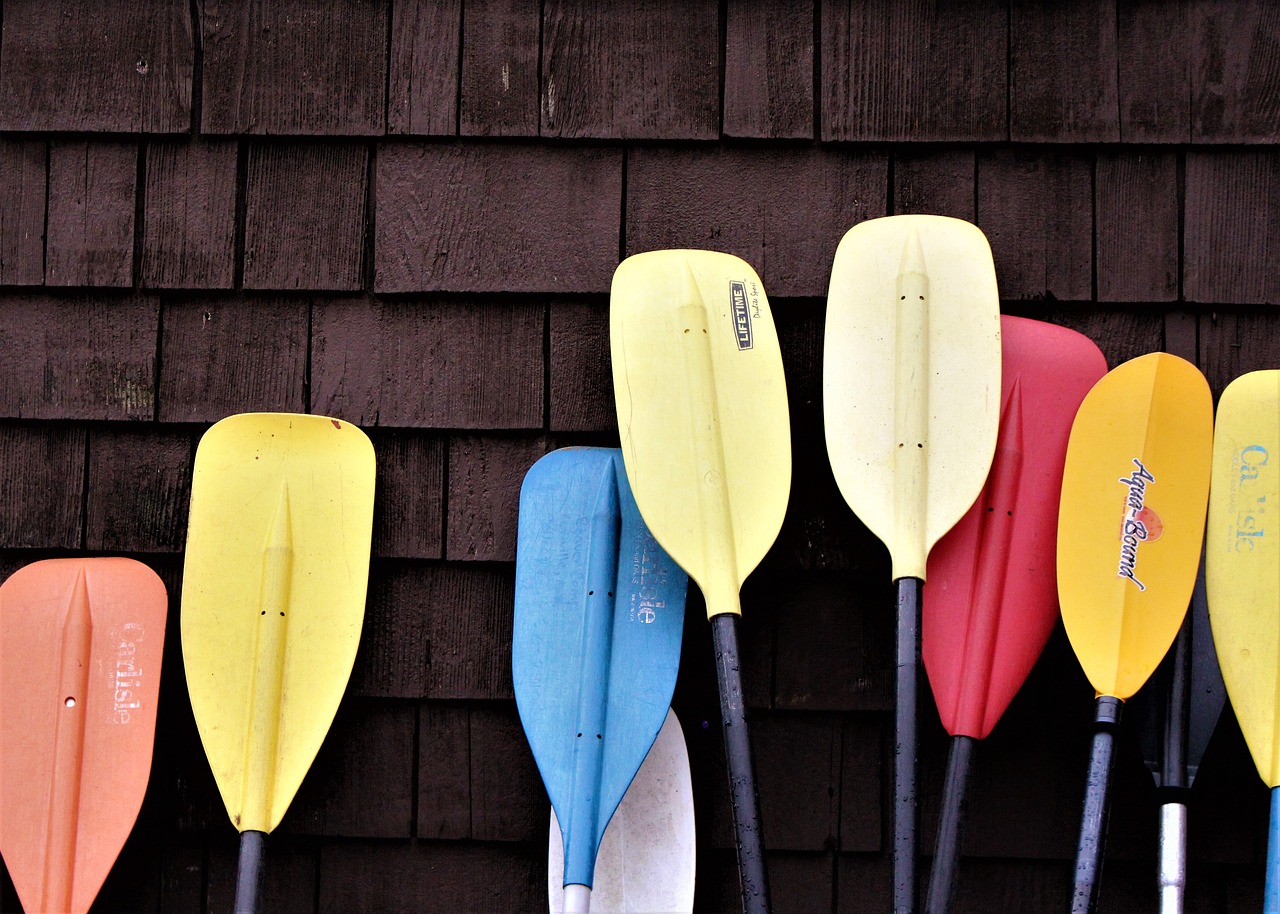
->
<box><xmin>1</xmin><ymin>1</ymin><xmax>1277</xmax><ymax>912</ymax></box>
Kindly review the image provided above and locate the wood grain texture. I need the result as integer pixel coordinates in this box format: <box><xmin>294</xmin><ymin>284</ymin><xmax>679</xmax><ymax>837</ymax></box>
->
<box><xmin>540</xmin><ymin>0</ymin><xmax>719</xmax><ymax>139</ymax></box>
<box><xmin>376</xmin><ymin>142</ymin><xmax>621</xmax><ymax>293</ymax></box>
<box><xmin>724</xmin><ymin>0</ymin><xmax>814</xmax><ymax>139</ymax></box>
<box><xmin>894</xmin><ymin>149</ymin><xmax>977</xmax><ymax>220</ymax></box>
<box><xmin>353</xmin><ymin>562</ymin><xmax>515</xmax><ymax>700</ymax></box>
<box><xmin>0</xmin><ymin>423</ymin><xmax>86</xmax><ymax>548</ymax></box>
<box><xmin>1199</xmin><ymin>308</ymin><xmax>1280</xmax><ymax>396</ymax></box>
<box><xmin>1191</xmin><ymin>0</ymin><xmax>1280</xmax><ymax>142</ymax></box>
<box><xmin>45</xmin><ymin>140</ymin><xmax>137</xmax><ymax>287</ymax></box>
<box><xmin>977</xmin><ymin>149</ymin><xmax>1093</xmax><ymax>301</ymax></box>
<box><xmin>0</xmin><ymin>0</ymin><xmax>192</xmax><ymax>132</ymax></box>
<box><xmin>417</xmin><ymin>703</ymin><xmax>471</xmax><ymax>839</ymax></box>
<box><xmin>200</xmin><ymin>0</ymin><xmax>387</xmax><ymax>135</ymax></box>
<box><xmin>369</xmin><ymin>430</ymin><xmax>445</xmax><ymax>559</ymax></box>
<box><xmin>285</xmin><ymin>700</ymin><xmax>415</xmax><ymax>837</ymax></box>
<box><xmin>1185</xmin><ymin>150</ymin><xmax>1280</xmax><ymax>304</ymax></box>
<box><xmin>0</xmin><ymin>138</ymin><xmax>46</xmax><ymax>285</ymax></box>
<box><xmin>549</xmin><ymin>302</ymin><xmax>614</xmax><ymax>432</ymax></box>
<box><xmin>312</xmin><ymin>298</ymin><xmax>545</xmax><ymax>429</ymax></box>
<box><xmin>142</xmin><ymin>138</ymin><xmax>238</xmax><ymax>289</ymax></box>
<box><xmin>243</xmin><ymin>143</ymin><xmax>367</xmax><ymax>290</ymax></box>
<box><xmin>1011</xmin><ymin>0</ymin><xmax>1121</xmax><ymax>142</ymax></box>
<box><xmin>0</xmin><ymin>292</ymin><xmax>157</xmax><ymax>420</ymax></box>
<box><xmin>460</xmin><ymin>0</ymin><xmax>540</xmax><ymax>137</ymax></box>
<box><xmin>388</xmin><ymin>0</ymin><xmax>462</xmax><ymax>136</ymax></box>
<box><xmin>158</xmin><ymin>297</ymin><xmax>307</xmax><ymax>422</ymax></box>
<box><xmin>838</xmin><ymin>714</ymin><xmax>884</xmax><ymax>853</ymax></box>
<box><xmin>626</xmin><ymin>146</ymin><xmax>888</xmax><ymax>296</ymax></box>
<box><xmin>318</xmin><ymin>841</ymin><xmax>542</xmax><ymax>912</ymax></box>
<box><xmin>1164</xmin><ymin>310</ymin><xmax>1199</xmax><ymax>362</ymax></box>
<box><xmin>86</xmin><ymin>427</ymin><xmax>191</xmax><ymax>552</ymax></box>
<box><xmin>822</xmin><ymin>0</ymin><xmax>1007</xmax><ymax>142</ymax></box>
<box><xmin>469</xmin><ymin>704</ymin><xmax>545</xmax><ymax>841</ymax></box>
<box><xmin>1119</xmin><ymin>0</ymin><xmax>1192</xmax><ymax>142</ymax></box>
<box><xmin>1096</xmin><ymin>152</ymin><xmax>1179</xmax><ymax>302</ymax></box>
<box><xmin>446</xmin><ymin>435</ymin><xmax>548</xmax><ymax>562</ymax></box>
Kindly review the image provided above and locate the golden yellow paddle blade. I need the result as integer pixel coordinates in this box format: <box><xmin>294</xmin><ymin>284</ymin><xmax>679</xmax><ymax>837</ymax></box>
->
<box><xmin>181</xmin><ymin>413</ymin><xmax>375</xmax><ymax>833</ymax></box>
<box><xmin>1058</xmin><ymin>353</ymin><xmax>1212</xmax><ymax>700</ymax></box>
<box><xmin>1206</xmin><ymin>370</ymin><xmax>1280</xmax><ymax>786</ymax></box>
<box><xmin>610</xmin><ymin>250</ymin><xmax>791</xmax><ymax>618</ymax></box>
<box><xmin>824</xmin><ymin>215</ymin><xmax>1001</xmax><ymax>580</ymax></box>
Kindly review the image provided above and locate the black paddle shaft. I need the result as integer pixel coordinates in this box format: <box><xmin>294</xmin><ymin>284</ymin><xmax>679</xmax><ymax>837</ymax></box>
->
<box><xmin>234</xmin><ymin>829</ymin><xmax>267</xmax><ymax>914</ymax></box>
<box><xmin>925</xmin><ymin>734</ymin><xmax>977</xmax><ymax>914</ymax></box>
<box><xmin>894</xmin><ymin>577</ymin><xmax>923</xmax><ymax>914</ymax></box>
<box><xmin>711</xmin><ymin>612</ymin><xmax>772</xmax><ymax>914</ymax></box>
<box><xmin>1073</xmin><ymin>695</ymin><xmax>1124</xmax><ymax>914</ymax></box>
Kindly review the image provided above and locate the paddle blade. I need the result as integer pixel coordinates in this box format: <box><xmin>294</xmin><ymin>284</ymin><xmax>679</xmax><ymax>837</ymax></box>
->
<box><xmin>513</xmin><ymin>448</ymin><xmax>688</xmax><ymax>888</ymax></box>
<box><xmin>181</xmin><ymin>413</ymin><xmax>375</xmax><ymax>834</ymax></box>
<box><xmin>925</xmin><ymin>316</ymin><xmax>1107</xmax><ymax>738</ymax></box>
<box><xmin>610</xmin><ymin>250</ymin><xmax>790</xmax><ymax>617</ymax></box>
<box><xmin>548</xmin><ymin>709</ymin><xmax>696</xmax><ymax>914</ymax></box>
<box><xmin>0</xmin><ymin>558</ymin><xmax>167</xmax><ymax>914</ymax></box>
<box><xmin>1058</xmin><ymin>353</ymin><xmax>1213</xmax><ymax>700</ymax></box>
<box><xmin>824</xmin><ymin>215</ymin><xmax>1001</xmax><ymax>580</ymax></box>
<box><xmin>1205</xmin><ymin>370</ymin><xmax>1280</xmax><ymax>785</ymax></box>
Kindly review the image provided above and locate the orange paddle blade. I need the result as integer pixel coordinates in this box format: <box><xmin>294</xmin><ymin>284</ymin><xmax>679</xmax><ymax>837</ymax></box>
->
<box><xmin>0</xmin><ymin>558</ymin><xmax>167</xmax><ymax>914</ymax></box>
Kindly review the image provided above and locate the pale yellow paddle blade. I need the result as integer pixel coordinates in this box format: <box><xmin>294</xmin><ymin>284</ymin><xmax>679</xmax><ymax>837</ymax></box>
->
<box><xmin>610</xmin><ymin>250</ymin><xmax>791</xmax><ymax>618</ymax></box>
<box><xmin>1206</xmin><ymin>370</ymin><xmax>1280</xmax><ymax>786</ymax></box>
<box><xmin>824</xmin><ymin>215</ymin><xmax>1001</xmax><ymax>580</ymax></box>
<box><xmin>181</xmin><ymin>413</ymin><xmax>375</xmax><ymax>833</ymax></box>
<box><xmin>1058</xmin><ymin>354</ymin><xmax>1212</xmax><ymax>700</ymax></box>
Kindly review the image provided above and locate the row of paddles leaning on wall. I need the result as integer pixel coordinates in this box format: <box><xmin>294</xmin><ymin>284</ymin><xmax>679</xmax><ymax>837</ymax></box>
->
<box><xmin>0</xmin><ymin>216</ymin><xmax>1274</xmax><ymax>914</ymax></box>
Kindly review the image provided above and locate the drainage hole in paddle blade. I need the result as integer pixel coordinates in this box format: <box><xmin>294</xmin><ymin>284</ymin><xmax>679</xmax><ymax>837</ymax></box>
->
<box><xmin>64</xmin><ymin>697</ymin><xmax>76</xmax><ymax>708</ymax></box>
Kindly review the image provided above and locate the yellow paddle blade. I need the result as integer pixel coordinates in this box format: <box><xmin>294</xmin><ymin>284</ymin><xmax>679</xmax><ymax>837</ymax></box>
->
<box><xmin>1205</xmin><ymin>370</ymin><xmax>1280</xmax><ymax>786</ymax></box>
<box><xmin>610</xmin><ymin>250</ymin><xmax>791</xmax><ymax>618</ymax></box>
<box><xmin>824</xmin><ymin>215</ymin><xmax>1001</xmax><ymax>580</ymax></box>
<box><xmin>1058</xmin><ymin>354</ymin><xmax>1212</xmax><ymax>700</ymax></box>
<box><xmin>181</xmin><ymin>413</ymin><xmax>375</xmax><ymax>833</ymax></box>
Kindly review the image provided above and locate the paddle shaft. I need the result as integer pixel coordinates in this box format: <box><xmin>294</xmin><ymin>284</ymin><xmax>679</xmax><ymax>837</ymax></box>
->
<box><xmin>1158</xmin><ymin>619</ymin><xmax>1192</xmax><ymax>914</ymax></box>
<box><xmin>1267</xmin><ymin>788</ymin><xmax>1280</xmax><ymax>914</ymax></box>
<box><xmin>235</xmin><ymin>830</ymin><xmax>266</xmax><ymax>914</ymax></box>
<box><xmin>924</xmin><ymin>734</ymin><xmax>976</xmax><ymax>914</ymax></box>
<box><xmin>712</xmin><ymin>613</ymin><xmax>771</xmax><ymax>914</ymax></box>
<box><xmin>1073</xmin><ymin>695</ymin><xmax>1123</xmax><ymax>914</ymax></box>
<box><xmin>895</xmin><ymin>577</ymin><xmax>922</xmax><ymax>914</ymax></box>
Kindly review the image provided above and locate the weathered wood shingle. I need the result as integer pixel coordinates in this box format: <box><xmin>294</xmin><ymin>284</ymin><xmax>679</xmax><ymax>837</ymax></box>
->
<box><xmin>0</xmin><ymin>139</ymin><xmax>47</xmax><ymax>285</ymax></box>
<box><xmin>1185</xmin><ymin>150</ymin><xmax>1280</xmax><ymax>304</ymax></box>
<box><xmin>0</xmin><ymin>424</ymin><xmax>87</xmax><ymax>549</ymax></box>
<box><xmin>724</xmin><ymin>0</ymin><xmax>815</xmax><ymax>139</ymax></box>
<box><xmin>142</xmin><ymin>139</ymin><xmax>238</xmax><ymax>289</ymax></box>
<box><xmin>45</xmin><ymin>141</ymin><xmax>137</xmax><ymax>287</ymax></box>
<box><xmin>459</xmin><ymin>0</ymin><xmax>541</xmax><ymax>137</ymax></box>
<box><xmin>388</xmin><ymin>0</ymin><xmax>463</xmax><ymax>136</ymax></box>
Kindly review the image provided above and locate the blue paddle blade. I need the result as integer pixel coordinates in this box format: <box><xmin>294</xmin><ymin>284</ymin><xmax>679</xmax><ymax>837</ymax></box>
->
<box><xmin>512</xmin><ymin>447</ymin><xmax>688</xmax><ymax>890</ymax></box>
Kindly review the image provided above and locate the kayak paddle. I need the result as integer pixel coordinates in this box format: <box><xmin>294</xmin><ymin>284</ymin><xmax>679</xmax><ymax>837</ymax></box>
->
<box><xmin>0</xmin><ymin>558</ymin><xmax>167</xmax><ymax>914</ymax></box>
<box><xmin>1203</xmin><ymin>370</ymin><xmax>1280</xmax><ymax>909</ymax></box>
<box><xmin>1057</xmin><ymin>353</ymin><xmax>1213</xmax><ymax>914</ymax></box>
<box><xmin>824</xmin><ymin>215</ymin><xmax>1002</xmax><ymax>914</ymax></box>
<box><xmin>1132</xmin><ymin>554</ymin><xmax>1225</xmax><ymax>914</ymax></box>
<box><xmin>548</xmin><ymin>709</ymin><xmax>696</xmax><ymax>913</ymax></box>
<box><xmin>611</xmin><ymin>249</ymin><xmax>790</xmax><ymax>914</ymax></box>
<box><xmin>513</xmin><ymin>447</ymin><xmax>688</xmax><ymax>913</ymax></box>
<box><xmin>922</xmin><ymin>315</ymin><xmax>1106</xmax><ymax>914</ymax></box>
<box><xmin>181</xmin><ymin>412</ymin><xmax>375</xmax><ymax>914</ymax></box>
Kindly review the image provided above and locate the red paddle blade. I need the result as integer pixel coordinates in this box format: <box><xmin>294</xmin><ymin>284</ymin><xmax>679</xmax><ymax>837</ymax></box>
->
<box><xmin>0</xmin><ymin>558</ymin><xmax>167</xmax><ymax>914</ymax></box>
<box><xmin>923</xmin><ymin>316</ymin><xmax>1107</xmax><ymax>738</ymax></box>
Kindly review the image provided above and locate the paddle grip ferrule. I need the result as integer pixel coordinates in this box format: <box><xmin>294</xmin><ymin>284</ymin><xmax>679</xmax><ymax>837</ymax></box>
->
<box><xmin>234</xmin><ymin>830</ymin><xmax>267</xmax><ymax>914</ymax></box>
<box><xmin>894</xmin><ymin>577</ymin><xmax>922</xmax><ymax>914</ymax></box>
<box><xmin>711</xmin><ymin>613</ymin><xmax>772</xmax><ymax>914</ymax></box>
<box><xmin>1157</xmin><ymin>802</ymin><xmax>1186</xmax><ymax>914</ymax></box>
<box><xmin>1071</xmin><ymin>695</ymin><xmax>1123</xmax><ymax>914</ymax></box>
<box><xmin>925</xmin><ymin>734</ymin><xmax>976</xmax><ymax>914</ymax></box>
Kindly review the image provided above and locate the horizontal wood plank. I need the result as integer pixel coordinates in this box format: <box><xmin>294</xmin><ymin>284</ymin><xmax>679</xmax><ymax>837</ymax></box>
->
<box><xmin>312</xmin><ymin>298</ymin><xmax>545</xmax><ymax>429</ymax></box>
<box><xmin>459</xmin><ymin>0</ymin><xmax>540</xmax><ymax>137</ymax></box>
<box><xmin>388</xmin><ymin>0</ymin><xmax>463</xmax><ymax>136</ymax></box>
<box><xmin>45</xmin><ymin>140</ymin><xmax>137</xmax><ymax>288</ymax></box>
<box><xmin>86</xmin><ymin>427</ymin><xmax>191</xmax><ymax>552</ymax></box>
<box><xmin>724</xmin><ymin>0</ymin><xmax>815</xmax><ymax>139</ymax></box>
<box><xmin>142</xmin><ymin>139</ymin><xmax>238</xmax><ymax>289</ymax></box>
<box><xmin>0</xmin><ymin>293</ymin><xmax>158</xmax><ymax>420</ymax></box>
<box><xmin>243</xmin><ymin>143</ymin><xmax>367</xmax><ymax>291</ymax></box>
<box><xmin>0</xmin><ymin>0</ymin><xmax>192</xmax><ymax>132</ymax></box>
<box><xmin>626</xmin><ymin>146</ymin><xmax>888</xmax><ymax>296</ymax></box>
<box><xmin>0</xmin><ymin>138</ymin><xmax>47</xmax><ymax>285</ymax></box>
<box><xmin>375</xmin><ymin>142</ymin><xmax>621</xmax><ymax>293</ymax></box>
<box><xmin>540</xmin><ymin>0</ymin><xmax>719</xmax><ymax>139</ymax></box>
<box><xmin>200</xmin><ymin>0</ymin><xmax>387</xmax><ymax>135</ymax></box>
<box><xmin>0</xmin><ymin>424</ymin><xmax>86</xmax><ymax>548</ymax></box>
